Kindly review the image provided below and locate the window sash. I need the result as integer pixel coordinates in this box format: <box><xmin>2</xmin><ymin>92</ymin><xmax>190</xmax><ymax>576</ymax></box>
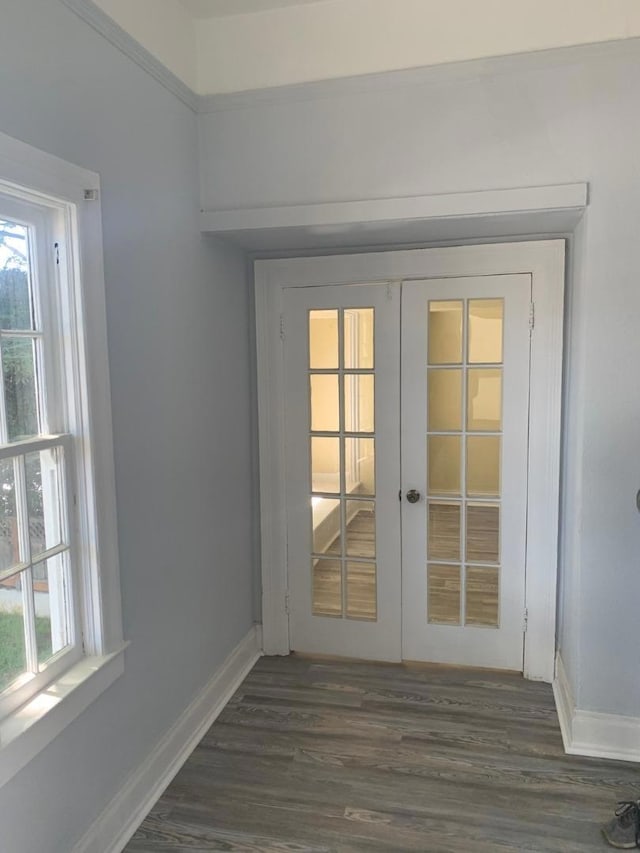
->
<box><xmin>0</xmin><ymin>433</ymin><xmax>80</xmax><ymax>720</ymax></box>
<box><xmin>0</xmin><ymin>188</ymin><xmax>81</xmax><ymax>720</ymax></box>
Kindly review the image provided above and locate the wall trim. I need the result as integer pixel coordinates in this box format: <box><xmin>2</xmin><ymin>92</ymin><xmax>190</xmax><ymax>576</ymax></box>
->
<box><xmin>59</xmin><ymin>0</ymin><xmax>199</xmax><ymax>112</ymax></box>
<box><xmin>72</xmin><ymin>625</ymin><xmax>263</xmax><ymax>853</ymax></box>
<box><xmin>553</xmin><ymin>654</ymin><xmax>640</xmax><ymax>763</ymax></box>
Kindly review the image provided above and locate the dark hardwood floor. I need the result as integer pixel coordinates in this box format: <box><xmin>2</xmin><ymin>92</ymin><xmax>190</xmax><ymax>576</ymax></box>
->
<box><xmin>126</xmin><ymin>656</ymin><xmax>639</xmax><ymax>852</ymax></box>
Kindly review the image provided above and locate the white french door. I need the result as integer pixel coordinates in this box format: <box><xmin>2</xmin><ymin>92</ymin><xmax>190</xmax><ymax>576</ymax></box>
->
<box><xmin>283</xmin><ymin>272</ymin><xmax>532</xmax><ymax>669</ymax></box>
<box><xmin>284</xmin><ymin>283</ymin><xmax>402</xmax><ymax>661</ymax></box>
<box><xmin>401</xmin><ymin>276</ymin><xmax>531</xmax><ymax>669</ymax></box>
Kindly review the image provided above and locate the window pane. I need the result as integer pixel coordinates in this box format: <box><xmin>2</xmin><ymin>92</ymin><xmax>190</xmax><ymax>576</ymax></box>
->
<box><xmin>312</xmin><ymin>497</ymin><xmax>341</xmax><ymax>556</ymax></box>
<box><xmin>0</xmin><ymin>571</ymin><xmax>27</xmax><ymax>690</ymax></box>
<box><xmin>310</xmin><ymin>374</ymin><xmax>339</xmax><ymax>432</ymax></box>
<box><xmin>465</xmin><ymin>566</ymin><xmax>499</xmax><ymax>627</ymax></box>
<box><xmin>312</xmin><ymin>558</ymin><xmax>342</xmax><ymax>617</ymax></box>
<box><xmin>311</xmin><ymin>437</ymin><xmax>340</xmax><ymax>493</ymax></box>
<box><xmin>345</xmin><ymin>500</ymin><xmax>375</xmax><ymax>558</ymax></box>
<box><xmin>27</xmin><ymin>446</ymin><xmax>65</xmax><ymax>558</ymax></box>
<box><xmin>428</xmin><ymin>435</ymin><xmax>461</xmax><ymax>496</ymax></box>
<box><xmin>467</xmin><ymin>368</ymin><xmax>502</xmax><ymax>431</ymax></box>
<box><xmin>345</xmin><ymin>437</ymin><xmax>375</xmax><ymax>496</ymax></box>
<box><xmin>309</xmin><ymin>310</ymin><xmax>338</xmax><ymax>369</ymax></box>
<box><xmin>344</xmin><ymin>308</ymin><xmax>374</xmax><ymax>369</ymax></box>
<box><xmin>466</xmin><ymin>503</ymin><xmax>500</xmax><ymax>564</ymax></box>
<box><xmin>468</xmin><ymin>299</ymin><xmax>503</xmax><ymax>364</ymax></box>
<box><xmin>344</xmin><ymin>374</ymin><xmax>374</xmax><ymax>433</ymax></box>
<box><xmin>428</xmin><ymin>501</ymin><xmax>461</xmax><ymax>561</ymax></box>
<box><xmin>428</xmin><ymin>368</ymin><xmax>462</xmax><ymax>431</ymax></box>
<box><xmin>346</xmin><ymin>561</ymin><xmax>376</xmax><ymax>620</ymax></box>
<box><xmin>0</xmin><ymin>220</ymin><xmax>35</xmax><ymax>330</ymax></box>
<box><xmin>0</xmin><ymin>458</ymin><xmax>19</xmax><ymax>573</ymax></box>
<box><xmin>428</xmin><ymin>564</ymin><xmax>461</xmax><ymax>624</ymax></box>
<box><xmin>34</xmin><ymin>554</ymin><xmax>70</xmax><ymax>667</ymax></box>
<box><xmin>428</xmin><ymin>301</ymin><xmax>463</xmax><ymax>365</ymax></box>
<box><xmin>467</xmin><ymin>436</ymin><xmax>501</xmax><ymax>497</ymax></box>
<box><xmin>2</xmin><ymin>337</ymin><xmax>40</xmax><ymax>440</ymax></box>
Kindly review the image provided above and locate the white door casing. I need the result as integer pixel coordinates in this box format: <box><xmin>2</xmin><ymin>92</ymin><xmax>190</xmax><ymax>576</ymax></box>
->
<box><xmin>255</xmin><ymin>240</ymin><xmax>565</xmax><ymax>682</ymax></box>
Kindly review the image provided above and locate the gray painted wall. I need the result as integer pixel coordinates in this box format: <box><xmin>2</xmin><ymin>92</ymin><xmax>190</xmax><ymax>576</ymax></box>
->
<box><xmin>0</xmin><ymin>2</ymin><xmax>255</xmax><ymax>851</ymax></box>
<box><xmin>199</xmin><ymin>42</ymin><xmax>640</xmax><ymax>719</ymax></box>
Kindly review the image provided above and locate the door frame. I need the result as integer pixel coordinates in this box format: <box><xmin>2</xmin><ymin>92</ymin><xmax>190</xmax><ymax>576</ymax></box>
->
<box><xmin>255</xmin><ymin>240</ymin><xmax>565</xmax><ymax>682</ymax></box>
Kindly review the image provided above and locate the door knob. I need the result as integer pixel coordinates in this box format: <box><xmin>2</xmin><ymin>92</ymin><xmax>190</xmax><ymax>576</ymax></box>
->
<box><xmin>406</xmin><ymin>489</ymin><xmax>421</xmax><ymax>504</ymax></box>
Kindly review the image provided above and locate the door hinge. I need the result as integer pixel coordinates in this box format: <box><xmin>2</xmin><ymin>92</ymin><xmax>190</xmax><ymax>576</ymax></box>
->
<box><xmin>284</xmin><ymin>592</ymin><xmax>290</xmax><ymax>614</ymax></box>
<box><xmin>529</xmin><ymin>301</ymin><xmax>535</xmax><ymax>332</ymax></box>
<box><xmin>54</xmin><ymin>242</ymin><xmax>60</xmax><ymax>266</ymax></box>
<box><xmin>523</xmin><ymin>607</ymin><xmax>529</xmax><ymax>633</ymax></box>
<box><xmin>279</xmin><ymin>314</ymin><xmax>285</xmax><ymax>341</ymax></box>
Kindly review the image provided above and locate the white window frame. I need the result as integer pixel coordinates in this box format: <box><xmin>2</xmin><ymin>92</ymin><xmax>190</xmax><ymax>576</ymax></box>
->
<box><xmin>0</xmin><ymin>131</ymin><xmax>125</xmax><ymax>788</ymax></box>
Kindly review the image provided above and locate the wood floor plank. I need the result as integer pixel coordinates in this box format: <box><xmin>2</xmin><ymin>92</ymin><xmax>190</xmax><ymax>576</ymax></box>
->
<box><xmin>126</xmin><ymin>656</ymin><xmax>638</xmax><ymax>852</ymax></box>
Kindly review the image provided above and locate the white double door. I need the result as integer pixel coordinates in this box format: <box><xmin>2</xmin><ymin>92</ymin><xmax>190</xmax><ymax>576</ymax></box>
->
<box><xmin>284</xmin><ymin>273</ymin><xmax>531</xmax><ymax>669</ymax></box>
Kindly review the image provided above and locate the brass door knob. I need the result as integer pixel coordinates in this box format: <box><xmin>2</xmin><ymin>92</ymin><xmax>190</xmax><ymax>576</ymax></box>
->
<box><xmin>406</xmin><ymin>489</ymin><xmax>421</xmax><ymax>504</ymax></box>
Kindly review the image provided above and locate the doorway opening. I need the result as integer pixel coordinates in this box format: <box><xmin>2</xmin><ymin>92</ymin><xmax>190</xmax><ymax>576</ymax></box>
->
<box><xmin>256</xmin><ymin>241</ymin><xmax>565</xmax><ymax>682</ymax></box>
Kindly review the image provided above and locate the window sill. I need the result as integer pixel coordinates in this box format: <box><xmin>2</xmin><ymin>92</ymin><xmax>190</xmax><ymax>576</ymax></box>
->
<box><xmin>0</xmin><ymin>644</ymin><xmax>127</xmax><ymax>788</ymax></box>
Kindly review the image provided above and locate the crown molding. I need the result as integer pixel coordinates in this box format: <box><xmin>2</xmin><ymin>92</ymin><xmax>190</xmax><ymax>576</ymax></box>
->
<box><xmin>199</xmin><ymin>36</ymin><xmax>640</xmax><ymax>114</ymax></box>
<box><xmin>59</xmin><ymin>0</ymin><xmax>200</xmax><ymax>112</ymax></box>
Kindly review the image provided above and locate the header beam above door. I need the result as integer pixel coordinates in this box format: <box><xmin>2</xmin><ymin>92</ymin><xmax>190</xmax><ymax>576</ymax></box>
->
<box><xmin>201</xmin><ymin>183</ymin><xmax>587</xmax><ymax>253</ymax></box>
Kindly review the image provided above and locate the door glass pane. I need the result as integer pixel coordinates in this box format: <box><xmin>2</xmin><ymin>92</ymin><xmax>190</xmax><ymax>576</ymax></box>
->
<box><xmin>467</xmin><ymin>368</ymin><xmax>502</xmax><ymax>431</ymax></box>
<box><xmin>345</xmin><ymin>437</ymin><xmax>375</xmax><ymax>496</ymax></box>
<box><xmin>465</xmin><ymin>566</ymin><xmax>499</xmax><ymax>627</ymax></box>
<box><xmin>467</xmin><ymin>436</ymin><xmax>500</xmax><ymax>497</ymax></box>
<box><xmin>345</xmin><ymin>374</ymin><xmax>374</xmax><ymax>433</ymax></box>
<box><xmin>466</xmin><ymin>504</ymin><xmax>499</xmax><ymax>564</ymax></box>
<box><xmin>346</xmin><ymin>561</ymin><xmax>376</xmax><ymax>620</ymax></box>
<box><xmin>311</xmin><ymin>437</ymin><xmax>340</xmax><ymax>493</ymax></box>
<box><xmin>428</xmin><ymin>564</ymin><xmax>461</xmax><ymax>624</ymax></box>
<box><xmin>428</xmin><ymin>368</ymin><xmax>462</xmax><ymax>431</ymax></box>
<box><xmin>0</xmin><ymin>458</ymin><xmax>19</xmax><ymax>573</ymax></box>
<box><xmin>310</xmin><ymin>374</ymin><xmax>339</xmax><ymax>432</ymax></box>
<box><xmin>428</xmin><ymin>301</ymin><xmax>463</xmax><ymax>365</ymax></box>
<box><xmin>309</xmin><ymin>310</ymin><xmax>338</xmax><ymax>369</ymax></box>
<box><xmin>344</xmin><ymin>308</ymin><xmax>374</xmax><ymax>369</ymax></box>
<box><xmin>345</xmin><ymin>500</ymin><xmax>375</xmax><ymax>558</ymax></box>
<box><xmin>0</xmin><ymin>220</ymin><xmax>35</xmax><ymax>330</ymax></box>
<box><xmin>312</xmin><ymin>558</ymin><xmax>342</xmax><ymax>617</ymax></box>
<box><xmin>468</xmin><ymin>299</ymin><xmax>503</xmax><ymax>364</ymax></box>
<box><xmin>27</xmin><ymin>446</ymin><xmax>66</xmax><ymax>558</ymax></box>
<box><xmin>312</xmin><ymin>497</ymin><xmax>341</xmax><ymax>556</ymax></box>
<box><xmin>428</xmin><ymin>501</ymin><xmax>460</xmax><ymax>561</ymax></box>
<box><xmin>0</xmin><ymin>571</ymin><xmax>27</xmax><ymax>689</ymax></box>
<box><xmin>34</xmin><ymin>553</ymin><xmax>70</xmax><ymax>667</ymax></box>
<box><xmin>2</xmin><ymin>337</ymin><xmax>40</xmax><ymax>441</ymax></box>
<box><xmin>428</xmin><ymin>435</ymin><xmax>461</xmax><ymax>495</ymax></box>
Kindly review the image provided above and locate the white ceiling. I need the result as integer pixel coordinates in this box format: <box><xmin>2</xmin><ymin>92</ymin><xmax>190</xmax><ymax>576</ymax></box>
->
<box><xmin>180</xmin><ymin>0</ymin><xmax>327</xmax><ymax>18</ymax></box>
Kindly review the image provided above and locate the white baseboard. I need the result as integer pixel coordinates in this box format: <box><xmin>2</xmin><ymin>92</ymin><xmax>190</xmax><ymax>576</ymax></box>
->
<box><xmin>73</xmin><ymin>625</ymin><xmax>263</xmax><ymax>853</ymax></box>
<box><xmin>553</xmin><ymin>653</ymin><xmax>640</xmax><ymax>763</ymax></box>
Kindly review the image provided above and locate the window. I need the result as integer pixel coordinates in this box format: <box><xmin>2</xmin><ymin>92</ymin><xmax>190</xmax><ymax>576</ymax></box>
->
<box><xmin>0</xmin><ymin>131</ymin><xmax>124</xmax><ymax>786</ymax></box>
